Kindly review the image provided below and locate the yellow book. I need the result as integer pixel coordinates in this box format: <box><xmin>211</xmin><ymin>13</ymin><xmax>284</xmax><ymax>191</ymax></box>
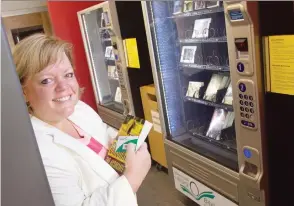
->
<box><xmin>105</xmin><ymin>115</ymin><xmax>153</xmax><ymax>174</ymax></box>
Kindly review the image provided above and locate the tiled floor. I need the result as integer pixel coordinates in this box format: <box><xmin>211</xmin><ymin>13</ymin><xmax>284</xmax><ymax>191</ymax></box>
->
<box><xmin>137</xmin><ymin>166</ymin><xmax>198</xmax><ymax>206</ymax></box>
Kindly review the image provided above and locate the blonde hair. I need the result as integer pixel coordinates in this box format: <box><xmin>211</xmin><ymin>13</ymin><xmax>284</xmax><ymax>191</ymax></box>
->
<box><xmin>13</xmin><ymin>33</ymin><xmax>74</xmax><ymax>85</ymax></box>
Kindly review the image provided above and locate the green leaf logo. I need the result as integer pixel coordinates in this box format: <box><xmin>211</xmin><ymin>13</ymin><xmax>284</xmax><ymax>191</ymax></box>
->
<box><xmin>196</xmin><ymin>192</ymin><xmax>215</xmax><ymax>200</ymax></box>
<box><xmin>180</xmin><ymin>184</ymin><xmax>215</xmax><ymax>201</ymax></box>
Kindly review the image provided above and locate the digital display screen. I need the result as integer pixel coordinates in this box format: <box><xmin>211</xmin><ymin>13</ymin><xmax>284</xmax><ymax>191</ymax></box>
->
<box><xmin>229</xmin><ymin>9</ymin><xmax>244</xmax><ymax>21</ymax></box>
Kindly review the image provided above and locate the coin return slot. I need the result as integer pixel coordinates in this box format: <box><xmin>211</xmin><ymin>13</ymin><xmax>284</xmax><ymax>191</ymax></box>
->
<box><xmin>243</xmin><ymin>161</ymin><xmax>258</xmax><ymax>178</ymax></box>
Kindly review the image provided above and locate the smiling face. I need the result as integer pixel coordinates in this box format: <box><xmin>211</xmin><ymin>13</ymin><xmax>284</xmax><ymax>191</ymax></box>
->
<box><xmin>23</xmin><ymin>53</ymin><xmax>79</xmax><ymax>123</ymax></box>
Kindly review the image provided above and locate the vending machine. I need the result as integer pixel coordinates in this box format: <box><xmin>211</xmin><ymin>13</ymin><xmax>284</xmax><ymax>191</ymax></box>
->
<box><xmin>78</xmin><ymin>1</ymin><xmax>153</xmax><ymax>129</ymax></box>
<box><xmin>142</xmin><ymin>1</ymin><xmax>268</xmax><ymax>206</ymax></box>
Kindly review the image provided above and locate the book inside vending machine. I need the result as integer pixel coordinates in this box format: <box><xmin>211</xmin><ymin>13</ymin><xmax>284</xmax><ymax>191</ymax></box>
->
<box><xmin>78</xmin><ymin>2</ymin><xmax>153</xmax><ymax>129</ymax></box>
<box><xmin>142</xmin><ymin>1</ymin><xmax>269</xmax><ymax>206</ymax></box>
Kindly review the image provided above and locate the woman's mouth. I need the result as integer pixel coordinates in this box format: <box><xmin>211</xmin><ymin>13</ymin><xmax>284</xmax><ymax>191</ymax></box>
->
<box><xmin>53</xmin><ymin>95</ymin><xmax>71</xmax><ymax>102</ymax></box>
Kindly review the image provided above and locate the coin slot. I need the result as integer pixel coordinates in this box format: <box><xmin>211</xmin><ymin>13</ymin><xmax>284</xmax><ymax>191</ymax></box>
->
<box><xmin>235</xmin><ymin>38</ymin><xmax>248</xmax><ymax>52</ymax></box>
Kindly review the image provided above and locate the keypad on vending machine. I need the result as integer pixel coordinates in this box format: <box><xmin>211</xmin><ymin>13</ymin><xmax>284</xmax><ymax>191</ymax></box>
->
<box><xmin>238</xmin><ymin>80</ymin><xmax>257</xmax><ymax>130</ymax></box>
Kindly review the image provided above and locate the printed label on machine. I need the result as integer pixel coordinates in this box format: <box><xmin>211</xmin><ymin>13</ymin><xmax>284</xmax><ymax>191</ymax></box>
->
<box><xmin>228</xmin><ymin>9</ymin><xmax>244</xmax><ymax>21</ymax></box>
<box><xmin>151</xmin><ymin>110</ymin><xmax>162</xmax><ymax>134</ymax></box>
<box><xmin>173</xmin><ymin>167</ymin><xmax>237</xmax><ymax>206</ymax></box>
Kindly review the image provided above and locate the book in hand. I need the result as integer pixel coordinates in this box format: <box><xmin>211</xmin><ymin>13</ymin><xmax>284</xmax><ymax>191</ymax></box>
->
<box><xmin>105</xmin><ymin>115</ymin><xmax>153</xmax><ymax>174</ymax></box>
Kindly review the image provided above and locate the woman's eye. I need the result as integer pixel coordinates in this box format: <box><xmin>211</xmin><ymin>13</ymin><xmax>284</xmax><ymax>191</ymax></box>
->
<box><xmin>41</xmin><ymin>79</ymin><xmax>53</xmax><ymax>85</ymax></box>
<box><xmin>65</xmin><ymin>72</ymin><xmax>74</xmax><ymax>78</ymax></box>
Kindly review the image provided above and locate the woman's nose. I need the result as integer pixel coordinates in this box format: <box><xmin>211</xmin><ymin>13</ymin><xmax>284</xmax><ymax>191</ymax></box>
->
<box><xmin>55</xmin><ymin>78</ymin><xmax>69</xmax><ymax>92</ymax></box>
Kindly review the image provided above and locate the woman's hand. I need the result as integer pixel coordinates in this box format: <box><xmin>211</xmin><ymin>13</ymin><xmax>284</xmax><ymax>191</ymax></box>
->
<box><xmin>108</xmin><ymin>138</ymin><xmax>115</xmax><ymax>149</ymax></box>
<box><xmin>123</xmin><ymin>142</ymin><xmax>151</xmax><ymax>193</ymax></box>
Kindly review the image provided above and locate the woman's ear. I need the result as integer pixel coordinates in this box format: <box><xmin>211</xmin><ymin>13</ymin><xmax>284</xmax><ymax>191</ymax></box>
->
<box><xmin>22</xmin><ymin>87</ymin><xmax>29</xmax><ymax>103</ymax></box>
<box><xmin>23</xmin><ymin>93</ymin><xmax>28</xmax><ymax>103</ymax></box>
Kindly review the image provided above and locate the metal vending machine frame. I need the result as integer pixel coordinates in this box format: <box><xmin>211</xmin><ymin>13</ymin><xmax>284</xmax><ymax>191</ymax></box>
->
<box><xmin>142</xmin><ymin>1</ymin><xmax>268</xmax><ymax>206</ymax></box>
<box><xmin>77</xmin><ymin>2</ymin><xmax>135</xmax><ymax>129</ymax></box>
<box><xmin>1</xmin><ymin>22</ymin><xmax>55</xmax><ymax>206</ymax></box>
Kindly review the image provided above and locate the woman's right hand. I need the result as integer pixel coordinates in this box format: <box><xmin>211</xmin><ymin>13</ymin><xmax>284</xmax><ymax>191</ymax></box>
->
<box><xmin>123</xmin><ymin>142</ymin><xmax>151</xmax><ymax>193</ymax></box>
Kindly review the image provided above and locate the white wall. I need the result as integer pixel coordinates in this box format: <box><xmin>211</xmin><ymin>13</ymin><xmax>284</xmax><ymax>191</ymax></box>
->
<box><xmin>1</xmin><ymin>1</ymin><xmax>48</xmax><ymax>17</ymax></box>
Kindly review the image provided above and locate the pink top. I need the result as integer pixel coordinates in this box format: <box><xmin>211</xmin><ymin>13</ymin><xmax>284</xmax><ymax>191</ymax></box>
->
<box><xmin>71</xmin><ymin>122</ymin><xmax>108</xmax><ymax>158</ymax></box>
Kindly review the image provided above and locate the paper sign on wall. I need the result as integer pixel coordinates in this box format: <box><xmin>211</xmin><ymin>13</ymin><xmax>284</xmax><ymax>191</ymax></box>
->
<box><xmin>269</xmin><ymin>35</ymin><xmax>294</xmax><ymax>96</ymax></box>
<box><xmin>123</xmin><ymin>38</ymin><xmax>140</xmax><ymax>69</ymax></box>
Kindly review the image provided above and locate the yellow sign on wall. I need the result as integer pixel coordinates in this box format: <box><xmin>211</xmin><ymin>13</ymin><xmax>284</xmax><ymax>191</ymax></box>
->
<box><xmin>123</xmin><ymin>38</ymin><xmax>140</xmax><ymax>69</ymax></box>
<box><xmin>269</xmin><ymin>35</ymin><xmax>294</xmax><ymax>96</ymax></box>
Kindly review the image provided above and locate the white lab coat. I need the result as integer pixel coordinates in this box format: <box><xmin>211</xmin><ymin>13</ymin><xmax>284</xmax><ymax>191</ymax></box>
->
<box><xmin>30</xmin><ymin>100</ymin><xmax>137</xmax><ymax>206</ymax></box>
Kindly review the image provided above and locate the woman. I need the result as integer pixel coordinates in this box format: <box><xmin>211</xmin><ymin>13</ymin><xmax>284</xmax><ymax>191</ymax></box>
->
<box><xmin>13</xmin><ymin>34</ymin><xmax>151</xmax><ymax>206</ymax></box>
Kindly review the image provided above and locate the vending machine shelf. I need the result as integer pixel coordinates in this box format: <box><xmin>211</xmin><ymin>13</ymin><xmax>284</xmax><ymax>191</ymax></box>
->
<box><xmin>189</xmin><ymin>128</ymin><xmax>237</xmax><ymax>153</ymax></box>
<box><xmin>171</xmin><ymin>6</ymin><xmax>224</xmax><ymax>19</ymax></box>
<box><xmin>103</xmin><ymin>101</ymin><xmax>124</xmax><ymax>113</ymax></box>
<box><xmin>99</xmin><ymin>26</ymin><xmax>112</xmax><ymax>31</ymax></box>
<box><xmin>184</xmin><ymin>96</ymin><xmax>234</xmax><ymax>111</ymax></box>
<box><xmin>105</xmin><ymin>57</ymin><xmax>115</xmax><ymax>61</ymax></box>
<box><xmin>179</xmin><ymin>37</ymin><xmax>227</xmax><ymax>44</ymax></box>
<box><xmin>180</xmin><ymin>63</ymin><xmax>230</xmax><ymax>72</ymax></box>
<box><xmin>108</xmin><ymin>77</ymin><xmax>119</xmax><ymax>81</ymax></box>
<box><xmin>102</xmin><ymin>38</ymin><xmax>111</xmax><ymax>42</ymax></box>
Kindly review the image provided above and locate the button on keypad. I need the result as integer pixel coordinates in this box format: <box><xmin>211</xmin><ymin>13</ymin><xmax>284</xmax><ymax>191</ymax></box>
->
<box><xmin>239</xmin><ymin>92</ymin><xmax>255</xmax><ymax>121</ymax></box>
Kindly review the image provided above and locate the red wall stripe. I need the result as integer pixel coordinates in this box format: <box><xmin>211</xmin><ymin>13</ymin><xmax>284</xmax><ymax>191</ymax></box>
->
<box><xmin>48</xmin><ymin>1</ymin><xmax>102</xmax><ymax>112</ymax></box>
